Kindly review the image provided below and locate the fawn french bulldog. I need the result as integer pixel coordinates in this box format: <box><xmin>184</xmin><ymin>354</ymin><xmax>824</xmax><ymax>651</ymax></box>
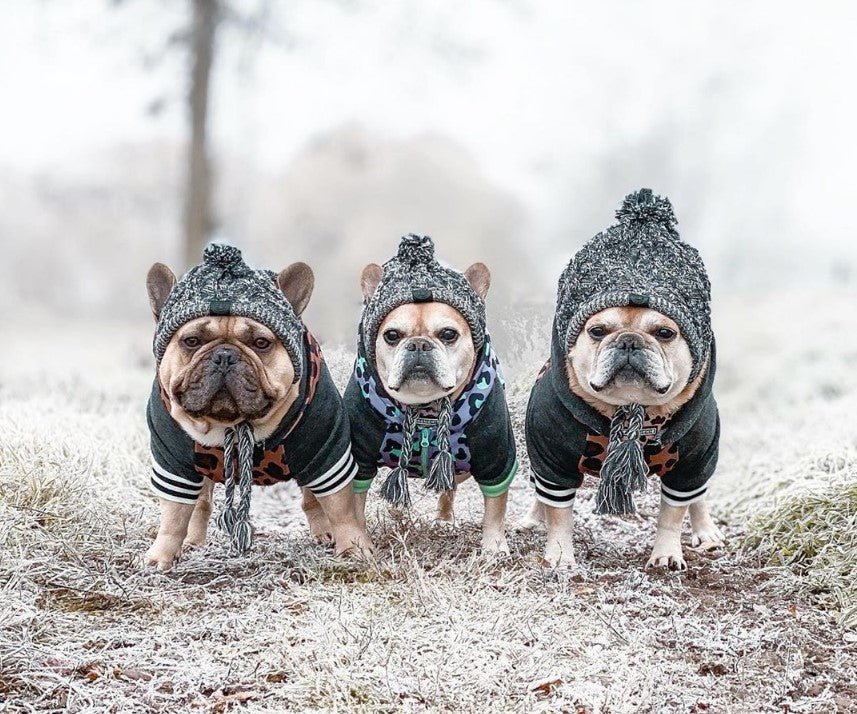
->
<box><xmin>144</xmin><ymin>244</ymin><xmax>371</xmax><ymax>571</ymax></box>
<box><xmin>343</xmin><ymin>235</ymin><xmax>517</xmax><ymax>554</ymax></box>
<box><xmin>525</xmin><ymin>189</ymin><xmax>723</xmax><ymax>570</ymax></box>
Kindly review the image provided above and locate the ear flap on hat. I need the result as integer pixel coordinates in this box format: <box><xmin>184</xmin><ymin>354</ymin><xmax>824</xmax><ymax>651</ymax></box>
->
<box><xmin>360</xmin><ymin>263</ymin><xmax>384</xmax><ymax>302</ymax></box>
<box><xmin>464</xmin><ymin>263</ymin><xmax>491</xmax><ymax>300</ymax></box>
<box><xmin>146</xmin><ymin>263</ymin><xmax>177</xmax><ymax>320</ymax></box>
<box><xmin>277</xmin><ymin>262</ymin><xmax>314</xmax><ymax>316</ymax></box>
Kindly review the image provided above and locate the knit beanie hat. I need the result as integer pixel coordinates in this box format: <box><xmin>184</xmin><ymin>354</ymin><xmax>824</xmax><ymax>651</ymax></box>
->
<box><xmin>361</xmin><ymin>234</ymin><xmax>486</xmax><ymax>360</ymax></box>
<box><xmin>554</xmin><ymin>188</ymin><xmax>712</xmax><ymax>381</ymax></box>
<box><xmin>153</xmin><ymin>243</ymin><xmax>305</xmax><ymax>382</ymax></box>
<box><xmin>361</xmin><ymin>233</ymin><xmax>485</xmax><ymax>363</ymax></box>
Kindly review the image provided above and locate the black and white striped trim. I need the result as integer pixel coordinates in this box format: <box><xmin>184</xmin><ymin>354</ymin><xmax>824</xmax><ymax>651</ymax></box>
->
<box><xmin>531</xmin><ymin>471</ymin><xmax>577</xmax><ymax>508</ymax></box>
<box><xmin>303</xmin><ymin>448</ymin><xmax>357</xmax><ymax>497</ymax></box>
<box><xmin>150</xmin><ymin>461</ymin><xmax>204</xmax><ymax>504</ymax></box>
<box><xmin>660</xmin><ymin>482</ymin><xmax>707</xmax><ymax>507</ymax></box>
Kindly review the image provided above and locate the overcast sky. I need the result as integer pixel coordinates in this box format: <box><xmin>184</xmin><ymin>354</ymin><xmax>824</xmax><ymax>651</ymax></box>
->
<box><xmin>3</xmin><ymin>0</ymin><xmax>857</xmax><ymax>279</ymax></box>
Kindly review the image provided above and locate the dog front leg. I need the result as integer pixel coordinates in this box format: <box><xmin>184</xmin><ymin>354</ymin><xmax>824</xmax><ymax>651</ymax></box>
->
<box><xmin>518</xmin><ymin>499</ymin><xmax>546</xmax><ymax>530</ymax></box>
<box><xmin>145</xmin><ymin>499</ymin><xmax>195</xmax><ymax>571</ymax></box>
<box><xmin>543</xmin><ymin>504</ymin><xmax>576</xmax><ymax>567</ymax></box>
<box><xmin>481</xmin><ymin>489</ymin><xmax>510</xmax><ymax>555</ymax></box>
<box><xmin>436</xmin><ymin>473</ymin><xmax>470</xmax><ymax>524</ymax></box>
<box><xmin>316</xmin><ymin>487</ymin><xmax>374</xmax><ymax>557</ymax></box>
<box><xmin>184</xmin><ymin>478</ymin><xmax>214</xmax><ymax>548</ymax></box>
<box><xmin>689</xmin><ymin>499</ymin><xmax>724</xmax><ymax>550</ymax></box>
<box><xmin>353</xmin><ymin>490</ymin><xmax>369</xmax><ymax>531</ymax></box>
<box><xmin>647</xmin><ymin>502</ymin><xmax>688</xmax><ymax>571</ymax></box>
<box><xmin>301</xmin><ymin>487</ymin><xmax>333</xmax><ymax>544</ymax></box>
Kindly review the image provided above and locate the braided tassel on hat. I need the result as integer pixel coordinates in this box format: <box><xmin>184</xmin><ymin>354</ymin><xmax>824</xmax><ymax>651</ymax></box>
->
<box><xmin>216</xmin><ymin>421</ymin><xmax>256</xmax><ymax>553</ymax></box>
<box><xmin>596</xmin><ymin>404</ymin><xmax>649</xmax><ymax>515</ymax></box>
<box><xmin>380</xmin><ymin>408</ymin><xmax>416</xmax><ymax>507</ymax></box>
<box><xmin>424</xmin><ymin>398</ymin><xmax>455</xmax><ymax>493</ymax></box>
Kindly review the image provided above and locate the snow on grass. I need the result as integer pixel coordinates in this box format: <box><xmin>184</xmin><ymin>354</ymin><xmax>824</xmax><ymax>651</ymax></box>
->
<box><xmin>1</xmin><ymin>292</ymin><xmax>856</xmax><ymax>712</ymax></box>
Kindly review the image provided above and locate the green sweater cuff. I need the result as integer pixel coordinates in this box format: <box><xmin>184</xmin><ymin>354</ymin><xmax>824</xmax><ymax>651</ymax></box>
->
<box><xmin>478</xmin><ymin>460</ymin><xmax>518</xmax><ymax>498</ymax></box>
<box><xmin>352</xmin><ymin>476</ymin><xmax>375</xmax><ymax>494</ymax></box>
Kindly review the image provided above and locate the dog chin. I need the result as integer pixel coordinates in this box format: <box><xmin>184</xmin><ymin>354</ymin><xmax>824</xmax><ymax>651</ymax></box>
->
<box><xmin>178</xmin><ymin>390</ymin><xmax>273</xmax><ymax>424</ymax></box>
<box><xmin>587</xmin><ymin>376</ymin><xmax>675</xmax><ymax>406</ymax></box>
<box><xmin>387</xmin><ymin>376</ymin><xmax>455</xmax><ymax>405</ymax></box>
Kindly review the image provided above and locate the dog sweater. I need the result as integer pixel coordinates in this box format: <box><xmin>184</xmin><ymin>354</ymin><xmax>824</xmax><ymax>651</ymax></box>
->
<box><xmin>343</xmin><ymin>337</ymin><xmax>518</xmax><ymax>497</ymax></box>
<box><xmin>525</xmin><ymin>327</ymin><xmax>719</xmax><ymax>508</ymax></box>
<box><xmin>148</xmin><ymin>332</ymin><xmax>357</xmax><ymax>504</ymax></box>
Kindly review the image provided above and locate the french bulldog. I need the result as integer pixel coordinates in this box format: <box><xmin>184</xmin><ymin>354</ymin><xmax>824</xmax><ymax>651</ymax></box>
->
<box><xmin>525</xmin><ymin>306</ymin><xmax>724</xmax><ymax>570</ymax></box>
<box><xmin>524</xmin><ymin>188</ymin><xmax>722</xmax><ymax>572</ymax></box>
<box><xmin>345</xmin><ymin>235</ymin><xmax>517</xmax><ymax>555</ymax></box>
<box><xmin>143</xmin><ymin>254</ymin><xmax>372</xmax><ymax>571</ymax></box>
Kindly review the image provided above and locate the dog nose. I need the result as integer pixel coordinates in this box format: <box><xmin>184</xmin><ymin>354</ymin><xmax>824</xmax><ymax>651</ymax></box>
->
<box><xmin>406</xmin><ymin>338</ymin><xmax>435</xmax><ymax>353</ymax></box>
<box><xmin>211</xmin><ymin>346</ymin><xmax>240</xmax><ymax>370</ymax></box>
<box><xmin>614</xmin><ymin>332</ymin><xmax>646</xmax><ymax>352</ymax></box>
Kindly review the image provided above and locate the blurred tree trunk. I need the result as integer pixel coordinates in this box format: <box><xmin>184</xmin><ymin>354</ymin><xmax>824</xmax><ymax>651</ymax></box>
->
<box><xmin>183</xmin><ymin>0</ymin><xmax>219</xmax><ymax>269</ymax></box>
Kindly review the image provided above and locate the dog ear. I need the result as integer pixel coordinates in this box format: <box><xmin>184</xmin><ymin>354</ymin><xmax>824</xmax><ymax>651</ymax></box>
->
<box><xmin>146</xmin><ymin>263</ymin><xmax>177</xmax><ymax>320</ymax></box>
<box><xmin>277</xmin><ymin>262</ymin><xmax>315</xmax><ymax>316</ymax></box>
<box><xmin>464</xmin><ymin>262</ymin><xmax>491</xmax><ymax>300</ymax></box>
<box><xmin>360</xmin><ymin>263</ymin><xmax>384</xmax><ymax>301</ymax></box>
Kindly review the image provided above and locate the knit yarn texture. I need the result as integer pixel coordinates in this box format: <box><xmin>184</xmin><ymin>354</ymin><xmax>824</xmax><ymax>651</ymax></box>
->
<box><xmin>153</xmin><ymin>243</ymin><xmax>305</xmax><ymax>381</ymax></box>
<box><xmin>360</xmin><ymin>235</ymin><xmax>486</xmax><ymax>363</ymax></box>
<box><xmin>554</xmin><ymin>189</ymin><xmax>712</xmax><ymax>380</ymax></box>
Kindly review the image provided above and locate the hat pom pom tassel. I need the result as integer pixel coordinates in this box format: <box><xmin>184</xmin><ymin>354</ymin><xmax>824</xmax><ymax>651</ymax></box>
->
<box><xmin>216</xmin><ymin>507</ymin><xmax>236</xmax><ymax>535</ymax></box>
<box><xmin>230</xmin><ymin>520</ymin><xmax>255</xmax><ymax>555</ymax></box>
<box><xmin>381</xmin><ymin>466</ymin><xmax>411</xmax><ymax>507</ymax></box>
<box><xmin>425</xmin><ymin>451</ymin><xmax>455</xmax><ymax>493</ymax></box>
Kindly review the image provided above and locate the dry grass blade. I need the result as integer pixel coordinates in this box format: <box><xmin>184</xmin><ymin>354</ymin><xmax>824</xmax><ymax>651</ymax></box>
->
<box><xmin>744</xmin><ymin>482</ymin><xmax>857</xmax><ymax>627</ymax></box>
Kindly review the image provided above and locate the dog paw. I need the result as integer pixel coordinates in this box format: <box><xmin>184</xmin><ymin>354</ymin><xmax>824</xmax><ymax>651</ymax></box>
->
<box><xmin>144</xmin><ymin>537</ymin><xmax>183</xmax><ymax>572</ymax></box>
<box><xmin>645</xmin><ymin>545</ymin><xmax>687</xmax><ymax>572</ymax></box>
<box><xmin>541</xmin><ymin>540</ymin><xmax>576</xmax><ymax>569</ymax></box>
<box><xmin>517</xmin><ymin>502</ymin><xmax>546</xmax><ymax>531</ymax></box>
<box><xmin>435</xmin><ymin>509</ymin><xmax>455</xmax><ymax>526</ymax></box>
<box><xmin>183</xmin><ymin>526</ymin><xmax>208</xmax><ymax>549</ymax></box>
<box><xmin>305</xmin><ymin>511</ymin><xmax>334</xmax><ymax>545</ymax></box>
<box><xmin>691</xmin><ymin>524</ymin><xmax>725</xmax><ymax>551</ymax></box>
<box><xmin>516</xmin><ymin>514</ymin><xmax>545</xmax><ymax>531</ymax></box>
<box><xmin>332</xmin><ymin>526</ymin><xmax>374</xmax><ymax>558</ymax></box>
<box><xmin>481</xmin><ymin>532</ymin><xmax>510</xmax><ymax>556</ymax></box>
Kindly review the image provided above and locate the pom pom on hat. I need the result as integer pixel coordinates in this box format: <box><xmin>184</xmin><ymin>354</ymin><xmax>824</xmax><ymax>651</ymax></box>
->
<box><xmin>203</xmin><ymin>243</ymin><xmax>252</xmax><ymax>277</ymax></box>
<box><xmin>615</xmin><ymin>188</ymin><xmax>678</xmax><ymax>233</ymax></box>
<box><xmin>396</xmin><ymin>234</ymin><xmax>436</xmax><ymax>267</ymax></box>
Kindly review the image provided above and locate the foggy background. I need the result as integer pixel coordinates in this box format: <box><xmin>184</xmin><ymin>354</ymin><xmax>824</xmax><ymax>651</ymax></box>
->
<box><xmin>2</xmin><ymin>0</ymin><xmax>856</xmax><ymax>348</ymax></box>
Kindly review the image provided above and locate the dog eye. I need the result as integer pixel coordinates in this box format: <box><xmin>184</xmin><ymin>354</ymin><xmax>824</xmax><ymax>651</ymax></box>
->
<box><xmin>654</xmin><ymin>328</ymin><xmax>677</xmax><ymax>341</ymax></box>
<box><xmin>181</xmin><ymin>336</ymin><xmax>201</xmax><ymax>349</ymax></box>
<box><xmin>438</xmin><ymin>328</ymin><xmax>459</xmax><ymax>343</ymax></box>
<box><xmin>253</xmin><ymin>337</ymin><xmax>272</xmax><ymax>351</ymax></box>
<box><xmin>383</xmin><ymin>329</ymin><xmax>401</xmax><ymax>345</ymax></box>
<box><xmin>588</xmin><ymin>326</ymin><xmax>607</xmax><ymax>340</ymax></box>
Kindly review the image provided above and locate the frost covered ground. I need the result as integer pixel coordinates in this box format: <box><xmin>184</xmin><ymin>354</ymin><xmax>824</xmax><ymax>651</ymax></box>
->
<box><xmin>1</xmin><ymin>289</ymin><xmax>856</xmax><ymax>713</ymax></box>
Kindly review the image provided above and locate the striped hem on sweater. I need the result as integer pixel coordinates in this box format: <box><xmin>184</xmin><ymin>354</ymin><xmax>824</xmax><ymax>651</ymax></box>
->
<box><xmin>302</xmin><ymin>448</ymin><xmax>357</xmax><ymax>496</ymax></box>
<box><xmin>660</xmin><ymin>482</ymin><xmax>707</xmax><ymax>507</ymax></box>
<box><xmin>531</xmin><ymin>471</ymin><xmax>577</xmax><ymax>508</ymax></box>
<box><xmin>150</xmin><ymin>461</ymin><xmax>204</xmax><ymax>504</ymax></box>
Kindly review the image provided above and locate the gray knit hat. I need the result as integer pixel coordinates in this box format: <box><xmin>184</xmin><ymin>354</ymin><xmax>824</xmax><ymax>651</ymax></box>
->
<box><xmin>153</xmin><ymin>243</ymin><xmax>305</xmax><ymax>381</ymax></box>
<box><xmin>555</xmin><ymin>188</ymin><xmax>712</xmax><ymax>380</ymax></box>
<box><xmin>361</xmin><ymin>234</ymin><xmax>486</xmax><ymax>361</ymax></box>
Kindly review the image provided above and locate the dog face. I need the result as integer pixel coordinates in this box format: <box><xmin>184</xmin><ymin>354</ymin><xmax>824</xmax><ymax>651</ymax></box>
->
<box><xmin>568</xmin><ymin>306</ymin><xmax>694</xmax><ymax>408</ymax></box>
<box><xmin>360</xmin><ymin>262</ymin><xmax>490</xmax><ymax>406</ymax></box>
<box><xmin>146</xmin><ymin>261</ymin><xmax>314</xmax><ymax>444</ymax></box>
